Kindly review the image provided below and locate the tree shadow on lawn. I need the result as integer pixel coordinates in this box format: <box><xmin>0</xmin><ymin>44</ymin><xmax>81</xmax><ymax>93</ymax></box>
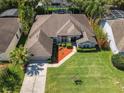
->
<box><xmin>26</xmin><ymin>63</ymin><xmax>44</xmax><ymax>76</ymax></box>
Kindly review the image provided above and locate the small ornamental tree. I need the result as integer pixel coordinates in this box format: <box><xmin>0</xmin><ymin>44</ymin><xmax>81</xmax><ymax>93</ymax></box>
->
<box><xmin>91</xmin><ymin>20</ymin><xmax>109</xmax><ymax>50</ymax></box>
<box><xmin>9</xmin><ymin>46</ymin><xmax>28</xmax><ymax>65</ymax></box>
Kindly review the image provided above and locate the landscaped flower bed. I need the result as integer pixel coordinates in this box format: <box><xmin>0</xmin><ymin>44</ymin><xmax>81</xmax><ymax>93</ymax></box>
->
<box><xmin>57</xmin><ymin>47</ymin><xmax>73</xmax><ymax>63</ymax></box>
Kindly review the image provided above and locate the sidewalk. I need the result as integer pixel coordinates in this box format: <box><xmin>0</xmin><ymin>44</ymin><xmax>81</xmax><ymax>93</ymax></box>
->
<box><xmin>20</xmin><ymin>61</ymin><xmax>47</xmax><ymax>93</ymax></box>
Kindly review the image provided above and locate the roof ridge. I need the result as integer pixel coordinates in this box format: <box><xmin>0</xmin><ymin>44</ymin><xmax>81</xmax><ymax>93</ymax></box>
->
<box><xmin>29</xmin><ymin>15</ymin><xmax>52</xmax><ymax>38</ymax></box>
<box><xmin>56</xmin><ymin>19</ymin><xmax>71</xmax><ymax>35</ymax></box>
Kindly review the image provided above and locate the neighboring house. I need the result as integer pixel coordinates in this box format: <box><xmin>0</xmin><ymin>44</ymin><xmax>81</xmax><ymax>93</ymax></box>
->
<box><xmin>102</xmin><ymin>18</ymin><xmax>124</xmax><ymax>54</ymax></box>
<box><xmin>26</xmin><ymin>14</ymin><xmax>96</xmax><ymax>60</ymax></box>
<box><xmin>51</xmin><ymin>0</ymin><xmax>70</xmax><ymax>6</ymax></box>
<box><xmin>0</xmin><ymin>8</ymin><xmax>18</xmax><ymax>18</ymax></box>
<box><xmin>0</xmin><ymin>18</ymin><xmax>21</xmax><ymax>61</ymax></box>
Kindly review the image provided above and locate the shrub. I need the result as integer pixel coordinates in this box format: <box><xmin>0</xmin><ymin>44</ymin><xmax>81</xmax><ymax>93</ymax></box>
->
<box><xmin>66</xmin><ymin>43</ymin><xmax>73</xmax><ymax>49</ymax></box>
<box><xmin>0</xmin><ymin>65</ymin><xmax>24</xmax><ymax>92</ymax></box>
<box><xmin>112</xmin><ymin>54</ymin><xmax>124</xmax><ymax>70</ymax></box>
<box><xmin>9</xmin><ymin>46</ymin><xmax>28</xmax><ymax>65</ymax></box>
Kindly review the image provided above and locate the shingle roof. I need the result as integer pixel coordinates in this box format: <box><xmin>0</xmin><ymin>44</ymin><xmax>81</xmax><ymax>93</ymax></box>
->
<box><xmin>0</xmin><ymin>8</ymin><xmax>18</xmax><ymax>17</ymax></box>
<box><xmin>0</xmin><ymin>18</ymin><xmax>19</xmax><ymax>53</ymax></box>
<box><xmin>107</xmin><ymin>18</ymin><xmax>124</xmax><ymax>52</ymax></box>
<box><xmin>29</xmin><ymin>14</ymin><xmax>95</xmax><ymax>39</ymax></box>
<box><xmin>27</xmin><ymin>14</ymin><xmax>96</xmax><ymax>58</ymax></box>
<box><xmin>26</xmin><ymin>30</ymin><xmax>53</xmax><ymax>58</ymax></box>
<box><xmin>57</xmin><ymin>20</ymin><xmax>81</xmax><ymax>36</ymax></box>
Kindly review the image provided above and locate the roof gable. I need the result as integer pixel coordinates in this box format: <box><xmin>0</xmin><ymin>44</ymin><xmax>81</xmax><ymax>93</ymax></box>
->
<box><xmin>108</xmin><ymin>18</ymin><xmax>124</xmax><ymax>52</ymax></box>
<box><xmin>0</xmin><ymin>18</ymin><xmax>19</xmax><ymax>53</ymax></box>
<box><xmin>29</xmin><ymin>14</ymin><xmax>94</xmax><ymax>38</ymax></box>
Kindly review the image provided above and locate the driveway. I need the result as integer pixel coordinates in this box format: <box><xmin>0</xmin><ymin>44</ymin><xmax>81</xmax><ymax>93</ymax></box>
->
<box><xmin>20</xmin><ymin>60</ymin><xmax>47</xmax><ymax>93</ymax></box>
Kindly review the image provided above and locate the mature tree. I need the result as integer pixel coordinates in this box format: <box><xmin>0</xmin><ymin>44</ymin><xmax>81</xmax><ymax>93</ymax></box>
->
<box><xmin>18</xmin><ymin>0</ymin><xmax>36</xmax><ymax>34</ymax></box>
<box><xmin>9</xmin><ymin>46</ymin><xmax>28</xmax><ymax>65</ymax></box>
<box><xmin>112</xmin><ymin>0</ymin><xmax>124</xmax><ymax>9</ymax></box>
<box><xmin>67</xmin><ymin>0</ymin><xmax>107</xmax><ymax>19</ymax></box>
<box><xmin>38</xmin><ymin>0</ymin><xmax>51</xmax><ymax>14</ymax></box>
<box><xmin>84</xmin><ymin>0</ymin><xmax>107</xmax><ymax>19</ymax></box>
<box><xmin>0</xmin><ymin>0</ymin><xmax>18</xmax><ymax>13</ymax></box>
<box><xmin>67</xmin><ymin>0</ymin><xmax>84</xmax><ymax>13</ymax></box>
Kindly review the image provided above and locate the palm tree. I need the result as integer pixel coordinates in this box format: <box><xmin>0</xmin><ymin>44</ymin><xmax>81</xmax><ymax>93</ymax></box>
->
<box><xmin>67</xmin><ymin>0</ymin><xmax>107</xmax><ymax>19</ymax></box>
<box><xmin>9</xmin><ymin>46</ymin><xmax>28</xmax><ymax>65</ymax></box>
<box><xmin>84</xmin><ymin>0</ymin><xmax>106</xmax><ymax>19</ymax></box>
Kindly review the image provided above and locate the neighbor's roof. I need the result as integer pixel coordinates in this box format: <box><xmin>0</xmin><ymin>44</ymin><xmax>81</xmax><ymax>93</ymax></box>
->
<box><xmin>105</xmin><ymin>10</ymin><xmax>124</xmax><ymax>20</ymax></box>
<box><xmin>0</xmin><ymin>8</ymin><xmax>18</xmax><ymax>17</ymax></box>
<box><xmin>0</xmin><ymin>18</ymin><xmax>19</xmax><ymax>53</ymax></box>
<box><xmin>107</xmin><ymin>18</ymin><xmax>124</xmax><ymax>52</ymax></box>
<box><xmin>51</xmin><ymin>0</ymin><xmax>67</xmax><ymax>4</ymax></box>
<box><xmin>26</xmin><ymin>30</ymin><xmax>53</xmax><ymax>58</ymax></box>
<box><xmin>29</xmin><ymin>14</ymin><xmax>95</xmax><ymax>39</ymax></box>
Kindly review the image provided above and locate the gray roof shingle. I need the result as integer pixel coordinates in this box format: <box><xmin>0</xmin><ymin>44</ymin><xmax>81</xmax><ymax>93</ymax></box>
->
<box><xmin>26</xmin><ymin>30</ymin><xmax>53</xmax><ymax>58</ymax></box>
<box><xmin>107</xmin><ymin>18</ymin><xmax>124</xmax><ymax>52</ymax></box>
<box><xmin>0</xmin><ymin>18</ymin><xmax>19</xmax><ymax>53</ymax></box>
<box><xmin>29</xmin><ymin>14</ymin><xmax>95</xmax><ymax>38</ymax></box>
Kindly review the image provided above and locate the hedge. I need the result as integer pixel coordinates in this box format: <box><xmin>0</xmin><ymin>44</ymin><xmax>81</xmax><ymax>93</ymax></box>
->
<box><xmin>112</xmin><ymin>54</ymin><xmax>124</xmax><ymax>70</ymax></box>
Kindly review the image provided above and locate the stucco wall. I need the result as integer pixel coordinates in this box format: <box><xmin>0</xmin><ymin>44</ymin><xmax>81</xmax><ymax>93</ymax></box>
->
<box><xmin>0</xmin><ymin>28</ymin><xmax>21</xmax><ymax>61</ymax></box>
<box><xmin>101</xmin><ymin>21</ymin><xmax>119</xmax><ymax>54</ymax></box>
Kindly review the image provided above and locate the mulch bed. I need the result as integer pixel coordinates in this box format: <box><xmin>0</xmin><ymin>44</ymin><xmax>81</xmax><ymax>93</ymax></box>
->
<box><xmin>57</xmin><ymin>47</ymin><xmax>73</xmax><ymax>63</ymax></box>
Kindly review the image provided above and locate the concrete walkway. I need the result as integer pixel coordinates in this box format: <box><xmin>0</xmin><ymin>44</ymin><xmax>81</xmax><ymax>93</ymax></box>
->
<box><xmin>20</xmin><ymin>61</ymin><xmax>47</xmax><ymax>93</ymax></box>
<box><xmin>20</xmin><ymin>46</ymin><xmax>76</xmax><ymax>93</ymax></box>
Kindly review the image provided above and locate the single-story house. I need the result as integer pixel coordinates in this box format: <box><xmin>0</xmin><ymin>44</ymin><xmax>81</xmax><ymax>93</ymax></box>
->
<box><xmin>101</xmin><ymin>18</ymin><xmax>124</xmax><ymax>54</ymax></box>
<box><xmin>25</xmin><ymin>14</ymin><xmax>97</xmax><ymax>60</ymax></box>
<box><xmin>0</xmin><ymin>18</ymin><xmax>21</xmax><ymax>61</ymax></box>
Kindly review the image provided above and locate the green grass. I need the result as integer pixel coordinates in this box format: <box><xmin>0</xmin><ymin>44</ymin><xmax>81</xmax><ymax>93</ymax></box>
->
<box><xmin>0</xmin><ymin>64</ymin><xmax>24</xmax><ymax>92</ymax></box>
<box><xmin>45</xmin><ymin>51</ymin><xmax>124</xmax><ymax>93</ymax></box>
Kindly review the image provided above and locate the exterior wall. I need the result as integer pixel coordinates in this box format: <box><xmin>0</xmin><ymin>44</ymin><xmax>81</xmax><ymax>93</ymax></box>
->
<box><xmin>29</xmin><ymin>56</ymin><xmax>50</xmax><ymax>61</ymax></box>
<box><xmin>0</xmin><ymin>28</ymin><xmax>22</xmax><ymax>61</ymax></box>
<box><xmin>0</xmin><ymin>53</ymin><xmax>8</xmax><ymax>61</ymax></box>
<box><xmin>78</xmin><ymin>41</ymin><xmax>96</xmax><ymax>48</ymax></box>
<box><xmin>56</xmin><ymin>35</ymin><xmax>81</xmax><ymax>43</ymax></box>
<box><xmin>101</xmin><ymin>21</ymin><xmax>119</xmax><ymax>54</ymax></box>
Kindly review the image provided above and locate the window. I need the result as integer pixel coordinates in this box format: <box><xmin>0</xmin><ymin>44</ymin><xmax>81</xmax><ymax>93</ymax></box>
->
<box><xmin>16</xmin><ymin>34</ymin><xmax>19</xmax><ymax>39</ymax></box>
<box><xmin>19</xmin><ymin>28</ymin><xmax>22</xmax><ymax>33</ymax></box>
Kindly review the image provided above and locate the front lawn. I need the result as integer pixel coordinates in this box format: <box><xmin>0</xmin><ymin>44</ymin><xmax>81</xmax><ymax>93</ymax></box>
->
<box><xmin>45</xmin><ymin>51</ymin><xmax>124</xmax><ymax>93</ymax></box>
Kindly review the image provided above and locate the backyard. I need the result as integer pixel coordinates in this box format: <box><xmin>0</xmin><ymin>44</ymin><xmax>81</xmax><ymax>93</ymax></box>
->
<box><xmin>45</xmin><ymin>51</ymin><xmax>124</xmax><ymax>93</ymax></box>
